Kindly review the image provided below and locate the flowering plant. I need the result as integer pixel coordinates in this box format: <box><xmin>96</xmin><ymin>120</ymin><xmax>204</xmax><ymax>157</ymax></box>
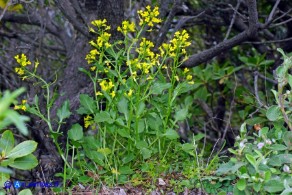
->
<box><xmin>77</xmin><ymin>6</ymin><xmax>196</xmax><ymax>184</ymax></box>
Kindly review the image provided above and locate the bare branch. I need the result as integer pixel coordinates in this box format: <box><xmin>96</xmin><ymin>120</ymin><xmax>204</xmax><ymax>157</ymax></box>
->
<box><xmin>224</xmin><ymin>0</ymin><xmax>242</xmax><ymax>41</ymax></box>
<box><xmin>266</xmin><ymin>0</ymin><xmax>281</xmax><ymax>25</ymax></box>
<box><xmin>182</xmin><ymin>31</ymin><xmax>248</xmax><ymax>67</ymax></box>
<box><xmin>246</xmin><ymin>0</ymin><xmax>259</xmax><ymax>37</ymax></box>
<box><xmin>254</xmin><ymin>71</ymin><xmax>268</xmax><ymax>109</ymax></box>
<box><xmin>155</xmin><ymin>0</ymin><xmax>180</xmax><ymax>49</ymax></box>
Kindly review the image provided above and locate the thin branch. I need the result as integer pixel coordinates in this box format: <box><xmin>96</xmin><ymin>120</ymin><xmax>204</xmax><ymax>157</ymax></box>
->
<box><xmin>0</xmin><ymin>0</ymin><xmax>12</xmax><ymax>22</ymax></box>
<box><xmin>244</xmin><ymin>36</ymin><xmax>292</xmax><ymax>44</ymax></box>
<box><xmin>224</xmin><ymin>0</ymin><xmax>242</xmax><ymax>41</ymax></box>
<box><xmin>266</xmin><ymin>0</ymin><xmax>281</xmax><ymax>25</ymax></box>
<box><xmin>256</xmin><ymin>71</ymin><xmax>277</xmax><ymax>84</ymax></box>
<box><xmin>172</xmin><ymin>11</ymin><xmax>205</xmax><ymax>36</ymax></box>
<box><xmin>254</xmin><ymin>71</ymin><xmax>268</xmax><ymax>109</ymax></box>
<box><xmin>273</xmin><ymin>8</ymin><xmax>292</xmax><ymax>23</ymax></box>
<box><xmin>155</xmin><ymin>0</ymin><xmax>180</xmax><ymax>49</ymax></box>
<box><xmin>271</xmin><ymin>17</ymin><xmax>292</xmax><ymax>28</ymax></box>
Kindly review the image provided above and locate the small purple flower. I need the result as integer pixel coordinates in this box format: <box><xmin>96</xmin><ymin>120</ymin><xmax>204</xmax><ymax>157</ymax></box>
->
<box><xmin>283</xmin><ymin>165</ymin><xmax>290</xmax><ymax>173</ymax></box>
<box><xmin>257</xmin><ymin>142</ymin><xmax>264</xmax><ymax>149</ymax></box>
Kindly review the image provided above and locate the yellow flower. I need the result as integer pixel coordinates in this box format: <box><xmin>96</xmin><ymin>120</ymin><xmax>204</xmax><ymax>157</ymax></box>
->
<box><xmin>127</xmin><ymin>89</ymin><xmax>133</xmax><ymax>97</ymax></box>
<box><xmin>85</xmin><ymin>49</ymin><xmax>99</xmax><ymax>64</ymax></box>
<box><xmin>91</xmin><ymin>19</ymin><xmax>107</xmax><ymax>28</ymax></box>
<box><xmin>90</xmin><ymin>66</ymin><xmax>96</xmax><ymax>71</ymax></box>
<box><xmin>96</xmin><ymin>91</ymin><xmax>103</xmax><ymax>96</ymax></box>
<box><xmin>183</xmin><ymin>68</ymin><xmax>189</xmax><ymax>74</ymax></box>
<box><xmin>14</xmin><ymin>54</ymin><xmax>31</xmax><ymax>67</ymax></box>
<box><xmin>84</xmin><ymin>115</ymin><xmax>94</xmax><ymax>128</ymax></box>
<box><xmin>15</xmin><ymin>67</ymin><xmax>24</xmax><ymax>75</ymax></box>
<box><xmin>21</xmin><ymin>105</ymin><xmax>26</xmax><ymax>111</ymax></box>
<box><xmin>99</xmin><ymin>79</ymin><xmax>114</xmax><ymax>91</ymax></box>
<box><xmin>186</xmin><ymin>75</ymin><xmax>193</xmax><ymax>81</ymax></box>
<box><xmin>110</xmin><ymin>91</ymin><xmax>116</xmax><ymax>98</ymax></box>
<box><xmin>117</xmin><ymin>20</ymin><xmax>136</xmax><ymax>34</ymax></box>
<box><xmin>35</xmin><ymin>60</ymin><xmax>39</xmax><ymax>69</ymax></box>
<box><xmin>111</xmin><ymin>168</ymin><xmax>120</xmax><ymax>175</ymax></box>
<box><xmin>14</xmin><ymin>105</ymin><xmax>20</xmax><ymax>110</ymax></box>
<box><xmin>174</xmin><ymin>75</ymin><xmax>179</xmax><ymax>81</ymax></box>
<box><xmin>188</xmin><ymin>81</ymin><xmax>194</xmax><ymax>85</ymax></box>
<box><xmin>22</xmin><ymin>99</ymin><xmax>27</xmax><ymax>104</ymax></box>
<box><xmin>138</xmin><ymin>6</ymin><xmax>161</xmax><ymax>27</ymax></box>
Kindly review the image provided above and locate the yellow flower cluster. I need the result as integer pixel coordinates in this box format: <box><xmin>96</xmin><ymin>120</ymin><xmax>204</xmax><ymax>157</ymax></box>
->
<box><xmin>89</xmin><ymin>32</ymin><xmax>111</xmax><ymax>49</ymax></box>
<box><xmin>136</xmin><ymin>38</ymin><xmax>155</xmax><ymax>59</ymax></box>
<box><xmin>84</xmin><ymin>115</ymin><xmax>94</xmax><ymax>128</ymax></box>
<box><xmin>138</xmin><ymin>6</ymin><xmax>162</xmax><ymax>27</ymax></box>
<box><xmin>91</xmin><ymin>19</ymin><xmax>107</xmax><ymax>28</ymax></box>
<box><xmin>99</xmin><ymin>79</ymin><xmax>116</xmax><ymax>98</ymax></box>
<box><xmin>14</xmin><ymin>99</ymin><xmax>27</xmax><ymax>111</ymax></box>
<box><xmin>183</xmin><ymin>68</ymin><xmax>194</xmax><ymax>84</ymax></box>
<box><xmin>85</xmin><ymin>49</ymin><xmax>99</xmax><ymax>64</ymax></box>
<box><xmin>117</xmin><ymin>20</ymin><xmax>136</xmax><ymax>35</ymax></box>
<box><xmin>86</xmin><ymin>19</ymin><xmax>112</xmax><ymax>65</ymax></box>
<box><xmin>159</xmin><ymin>30</ymin><xmax>191</xmax><ymax>58</ymax></box>
<box><xmin>14</xmin><ymin>54</ymin><xmax>31</xmax><ymax>75</ymax></box>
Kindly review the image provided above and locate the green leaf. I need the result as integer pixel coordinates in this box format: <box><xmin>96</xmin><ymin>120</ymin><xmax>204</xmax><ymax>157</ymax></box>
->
<box><xmin>172</xmin><ymin>82</ymin><xmax>196</xmax><ymax>102</ymax></box>
<box><xmin>119</xmin><ymin>166</ymin><xmax>134</xmax><ymax>175</ymax></box>
<box><xmin>283</xmin><ymin>131</ymin><xmax>292</xmax><ymax>149</ymax></box>
<box><xmin>94</xmin><ymin>111</ymin><xmax>114</xmax><ymax>124</ymax></box>
<box><xmin>97</xmin><ymin>148</ymin><xmax>111</xmax><ymax>156</ymax></box>
<box><xmin>6</xmin><ymin>141</ymin><xmax>37</xmax><ymax>159</ymax></box>
<box><xmin>0</xmin><ymin>88</ymin><xmax>25</xmax><ymax>116</ymax></box>
<box><xmin>18</xmin><ymin>189</ymin><xmax>33</xmax><ymax>195</ymax></box>
<box><xmin>68</xmin><ymin>124</ymin><xmax>83</xmax><ymax>141</ymax></box>
<box><xmin>163</xmin><ymin>129</ymin><xmax>180</xmax><ymax>140</ymax></box>
<box><xmin>9</xmin><ymin>154</ymin><xmax>38</xmax><ymax>170</ymax></box>
<box><xmin>194</xmin><ymin>133</ymin><xmax>205</xmax><ymax>141</ymax></box>
<box><xmin>117</xmin><ymin>128</ymin><xmax>130</xmax><ymax>138</ymax></box>
<box><xmin>0</xmin><ymin>172</ymin><xmax>10</xmax><ymax>188</ymax></box>
<box><xmin>5</xmin><ymin>110</ymin><xmax>29</xmax><ymax>136</ymax></box>
<box><xmin>77</xmin><ymin>94</ymin><xmax>96</xmax><ymax>114</ymax></box>
<box><xmin>264</xmin><ymin>179</ymin><xmax>284</xmax><ymax>193</ymax></box>
<box><xmin>0</xmin><ymin>167</ymin><xmax>13</xmax><ymax>174</ymax></box>
<box><xmin>266</xmin><ymin>105</ymin><xmax>281</xmax><ymax>121</ymax></box>
<box><xmin>237</xmin><ymin>179</ymin><xmax>246</xmax><ymax>191</ymax></box>
<box><xmin>245</xmin><ymin>117</ymin><xmax>267</xmax><ymax>126</ymax></box>
<box><xmin>181</xmin><ymin>143</ymin><xmax>194</xmax><ymax>153</ymax></box>
<box><xmin>268</xmin><ymin>154</ymin><xmax>292</xmax><ymax>166</ymax></box>
<box><xmin>245</xmin><ymin>154</ymin><xmax>256</xmax><ymax>168</ymax></box>
<box><xmin>253</xmin><ymin>182</ymin><xmax>261</xmax><ymax>192</ymax></box>
<box><xmin>57</xmin><ymin>100</ymin><xmax>71</xmax><ymax>121</ymax></box>
<box><xmin>0</xmin><ymin>130</ymin><xmax>14</xmax><ymax>154</ymax></box>
<box><xmin>288</xmin><ymin>74</ymin><xmax>292</xmax><ymax>88</ymax></box>
<box><xmin>267</xmin><ymin>144</ymin><xmax>287</xmax><ymax>151</ymax></box>
<box><xmin>259</xmin><ymin>127</ymin><xmax>269</xmax><ymax>137</ymax></box>
<box><xmin>137</xmin><ymin>102</ymin><xmax>145</xmax><ymax>116</ymax></box>
<box><xmin>140</xmin><ymin>148</ymin><xmax>152</xmax><ymax>159</ymax></box>
<box><xmin>194</xmin><ymin>86</ymin><xmax>208</xmax><ymax>101</ymax></box>
<box><xmin>136</xmin><ymin>140</ymin><xmax>148</xmax><ymax>149</ymax></box>
<box><xmin>138</xmin><ymin>120</ymin><xmax>145</xmax><ymax>133</ymax></box>
<box><xmin>122</xmin><ymin>153</ymin><xmax>135</xmax><ymax>164</ymax></box>
<box><xmin>150</xmin><ymin>82</ymin><xmax>171</xmax><ymax>95</ymax></box>
<box><xmin>174</xmin><ymin>108</ymin><xmax>188</xmax><ymax>122</ymax></box>
<box><xmin>216</xmin><ymin>161</ymin><xmax>245</xmax><ymax>175</ymax></box>
<box><xmin>117</xmin><ymin>97</ymin><xmax>129</xmax><ymax>120</ymax></box>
